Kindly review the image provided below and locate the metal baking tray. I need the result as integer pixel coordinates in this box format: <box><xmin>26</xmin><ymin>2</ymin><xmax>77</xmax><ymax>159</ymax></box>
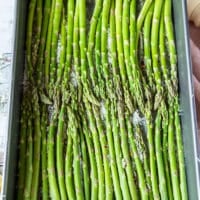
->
<box><xmin>1</xmin><ymin>0</ymin><xmax>200</xmax><ymax>199</ymax></box>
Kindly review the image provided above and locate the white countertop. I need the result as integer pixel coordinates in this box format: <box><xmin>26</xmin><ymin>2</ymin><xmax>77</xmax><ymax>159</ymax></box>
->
<box><xmin>0</xmin><ymin>0</ymin><xmax>15</xmax><ymax>165</ymax></box>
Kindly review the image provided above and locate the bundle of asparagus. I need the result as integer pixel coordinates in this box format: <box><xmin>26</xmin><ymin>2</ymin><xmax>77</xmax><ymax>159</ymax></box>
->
<box><xmin>16</xmin><ymin>0</ymin><xmax>188</xmax><ymax>199</ymax></box>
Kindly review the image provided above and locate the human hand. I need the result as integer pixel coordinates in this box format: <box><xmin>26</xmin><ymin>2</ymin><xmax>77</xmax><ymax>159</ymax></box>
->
<box><xmin>190</xmin><ymin>38</ymin><xmax>200</xmax><ymax>140</ymax></box>
<box><xmin>187</xmin><ymin>0</ymin><xmax>200</xmax><ymax>26</ymax></box>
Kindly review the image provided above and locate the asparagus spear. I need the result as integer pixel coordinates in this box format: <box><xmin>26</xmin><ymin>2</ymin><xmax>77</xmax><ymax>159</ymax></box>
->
<box><xmin>79</xmin><ymin>124</ymin><xmax>90</xmax><ymax>200</ymax></box>
<box><xmin>56</xmin><ymin>105</ymin><xmax>67</xmax><ymax>200</ymax></box>
<box><xmin>84</xmin><ymin>100</ymin><xmax>105</xmax><ymax>200</ymax></box>
<box><xmin>95</xmin><ymin>17</ymin><xmax>105</xmax><ymax>99</ymax></box>
<box><xmin>117</xmin><ymin>101</ymin><xmax>139</xmax><ymax>200</ymax></box>
<box><xmin>47</xmin><ymin>110</ymin><xmax>60</xmax><ymax>199</ymax></box>
<box><xmin>49</xmin><ymin>0</ymin><xmax>63</xmax><ymax>97</ymax></box>
<box><xmin>159</xmin><ymin>7</ymin><xmax>174</xmax><ymax>199</ymax></box>
<box><xmin>135</xmin><ymin>125</ymin><xmax>154</xmax><ymax>200</ymax></box>
<box><xmin>32</xmin><ymin>0</ymin><xmax>43</xmax><ymax>67</ymax></box>
<box><xmin>164</xmin><ymin>0</ymin><xmax>178</xmax><ymax>95</ymax></box>
<box><xmin>56</xmin><ymin>11</ymin><xmax>67</xmax><ymax>89</ymax></box>
<box><xmin>44</xmin><ymin>0</ymin><xmax>55</xmax><ymax>88</ymax></box>
<box><xmin>78</xmin><ymin>0</ymin><xmax>99</xmax><ymax>105</ymax></box>
<box><xmin>159</xmin><ymin>8</ymin><xmax>172</xmax><ymax>96</ymax></box>
<box><xmin>126</xmin><ymin>115</ymin><xmax>149</xmax><ymax>200</ymax></box>
<box><xmin>26</xmin><ymin>0</ymin><xmax>37</xmax><ymax>81</ymax></box>
<box><xmin>68</xmin><ymin>107</ymin><xmax>84</xmax><ymax>200</ymax></box>
<box><xmin>155</xmin><ymin>108</ymin><xmax>168</xmax><ymax>200</ymax></box>
<box><xmin>87</xmin><ymin>0</ymin><xmax>103</xmax><ymax>96</ymax></box>
<box><xmin>136</xmin><ymin>0</ymin><xmax>153</xmax><ymax>46</ymax></box>
<box><xmin>146</xmin><ymin>111</ymin><xmax>160</xmax><ymax>200</ymax></box>
<box><xmin>109</xmin><ymin>0</ymin><xmax>122</xmax><ymax>97</ymax></box>
<box><xmin>101</xmin><ymin>0</ymin><xmax>111</xmax><ymax>92</ymax></box>
<box><xmin>65</xmin><ymin>122</ymin><xmax>76</xmax><ymax>200</ymax></box>
<box><xmin>151</xmin><ymin>0</ymin><xmax>163</xmax><ymax>94</ymax></box>
<box><xmin>92</xmin><ymin>104</ymin><xmax>113</xmax><ymax>200</ymax></box>
<box><xmin>115</xmin><ymin>0</ymin><xmax>133</xmax><ymax>111</ymax></box>
<box><xmin>82</xmin><ymin>112</ymin><xmax>98</xmax><ymax>200</ymax></box>
<box><xmin>30</xmin><ymin>91</ymin><xmax>42</xmax><ymax>200</ymax></box>
<box><xmin>122</xmin><ymin>0</ymin><xmax>135</xmax><ymax>97</ymax></box>
<box><xmin>41</xmin><ymin>105</ymin><xmax>49</xmax><ymax>200</ymax></box>
<box><xmin>23</xmin><ymin>109</ymin><xmax>33</xmax><ymax>200</ymax></box>
<box><xmin>168</xmin><ymin>105</ymin><xmax>181</xmax><ymax>200</ymax></box>
<box><xmin>111</xmin><ymin>100</ymin><xmax>131</xmax><ymax>200</ymax></box>
<box><xmin>105</xmin><ymin>100</ymin><xmax>123</xmax><ymax>200</ymax></box>
<box><xmin>79</xmin><ymin>0</ymin><xmax>88</xmax><ymax>91</ymax></box>
<box><xmin>17</xmin><ymin>98</ymin><xmax>28</xmax><ymax>200</ymax></box>
<box><xmin>165</xmin><ymin>0</ymin><xmax>188</xmax><ymax>198</ymax></box>
<box><xmin>143</xmin><ymin>3</ymin><xmax>154</xmax><ymax>90</ymax></box>
<box><xmin>62</xmin><ymin>0</ymin><xmax>75</xmax><ymax>90</ymax></box>
<box><xmin>161</xmin><ymin>103</ymin><xmax>173</xmax><ymax>200</ymax></box>
<box><xmin>174</xmin><ymin>97</ymin><xmax>188</xmax><ymax>200</ymax></box>
<box><xmin>129</xmin><ymin>0</ymin><xmax>144</xmax><ymax>109</ymax></box>
<box><xmin>36</xmin><ymin>0</ymin><xmax>51</xmax><ymax>87</ymax></box>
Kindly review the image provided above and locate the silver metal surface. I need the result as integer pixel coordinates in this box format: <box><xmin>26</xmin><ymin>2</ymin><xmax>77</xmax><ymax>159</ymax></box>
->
<box><xmin>1</xmin><ymin>0</ymin><xmax>200</xmax><ymax>199</ymax></box>
<box><xmin>173</xmin><ymin>0</ymin><xmax>200</xmax><ymax>198</ymax></box>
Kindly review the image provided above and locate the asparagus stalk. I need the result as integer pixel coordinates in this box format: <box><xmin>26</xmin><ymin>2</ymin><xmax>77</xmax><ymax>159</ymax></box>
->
<box><xmin>146</xmin><ymin>111</ymin><xmax>160</xmax><ymax>200</ymax></box>
<box><xmin>68</xmin><ymin>108</ymin><xmax>84</xmax><ymax>200</ymax></box>
<box><xmin>135</xmin><ymin>125</ymin><xmax>154</xmax><ymax>200</ymax></box>
<box><xmin>47</xmin><ymin>110</ymin><xmax>60</xmax><ymax>199</ymax></box>
<box><xmin>151</xmin><ymin>0</ymin><xmax>163</xmax><ymax>93</ymax></box>
<box><xmin>41</xmin><ymin>105</ymin><xmax>49</xmax><ymax>200</ymax></box>
<box><xmin>122</xmin><ymin>0</ymin><xmax>135</xmax><ymax>97</ymax></box>
<box><xmin>23</xmin><ymin>104</ymin><xmax>33</xmax><ymax>199</ymax></box>
<box><xmin>32</xmin><ymin>0</ymin><xmax>43</xmax><ymax>67</ymax></box>
<box><xmin>49</xmin><ymin>0</ymin><xmax>63</xmax><ymax>96</ymax></box>
<box><xmin>78</xmin><ymin>0</ymin><xmax>99</xmax><ymax>105</ymax></box>
<box><xmin>136</xmin><ymin>0</ymin><xmax>153</xmax><ymax>45</ymax></box>
<box><xmin>87</xmin><ymin>0</ymin><xmax>103</xmax><ymax>95</ymax></box>
<box><xmin>56</xmin><ymin>105</ymin><xmax>67</xmax><ymax>200</ymax></box>
<box><xmin>65</xmin><ymin>124</ymin><xmax>76</xmax><ymax>200</ymax></box>
<box><xmin>36</xmin><ymin>0</ymin><xmax>51</xmax><ymax>87</ymax></box>
<box><xmin>143</xmin><ymin>3</ymin><xmax>154</xmax><ymax>90</ymax></box>
<box><xmin>159</xmin><ymin>8</ymin><xmax>172</xmax><ymax>96</ymax></box>
<box><xmin>164</xmin><ymin>0</ymin><xmax>178</xmax><ymax>94</ymax></box>
<box><xmin>165</xmin><ymin>0</ymin><xmax>188</xmax><ymax>198</ymax></box>
<box><xmin>79</xmin><ymin>125</ymin><xmax>90</xmax><ymax>200</ymax></box>
<box><xmin>155</xmin><ymin>108</ymin><xmax>168</xmax><ymax>200</ymax></box>
<box><xmin>56</xmin><ymin>11</ymin><xmax>67</xmax><ymax>88</ymax></box>
<box><xmin>17</xmin><ymin>98</ymin><xmax>28</xmax><ymax>200</ymax></box>
<box><xmin>111</xmin><ymin>100</ymin><xmax>131</xmax><ymax>200</ymax></box>
<box><xmin>117</xmin><ymin>101</ymin><xmax>139</xmax><ymax>199</ymax></box>
<box><xmin>115</xmin><ymin>0</ymin><xmax>133</xmax><ymax>111</ymax></box>
<box><xmin>62</xmin><ymin>0</ymin><xmax>75</xmax><ymax>90</ymax></box>
<box><xmin>44</xmin><ymin>0</ymin><xmax>55</xmax><ymax>88</ymax></box>
<box><xmin>101</xmin><ymin>0</ymin><xmax>111</xmax><ymax>91</ymax></box>
<box><xmin>174</xmin><ymin>98</ymin><xmax>188</xmax><ymax>200</ymax></box>
<box><xmin>92</xmin><ymin>104</ymin><xmax>114</xmax><ymax>199</ymax></box>
<box><xmin>82</xmin><ymin>112</ymin><xmax>98</xmax><ymax>200</ymax></box>
<box><xmin>126</xmin><ymin>116</ymin><xmax>149</xmax><ymax>200</ymax></box>
<box><xmin>159</xmin><ymin>7</ymin><xmax>174</xmax><ymax>199</ymax></box>
<box><xmin>168</xmin><ymin>105</ymin><xmax>181</xmax><ymax>200</ymax></box>
<box><xmin>30</xmin><ymin>91</ymin><xmax>42</xmax><ymax>200</ymax></box>
<box><xmin>95</xmin><ymin>17</ymin><xmax>106</xmax><ymax>99</ymax></box>
<box><xmin>104</xmin><ymin>100</ymin><xmax>123</xmax><ymax>200</ymax></box>
<box><xmin>109</xmin><ymin>0</ymin><xmax>122</xmax><ymax>97</ymax></box>
<box><xmin>85</xmin><ymin>100</ymin><xmax>105</xmax><ymax>200</ymax></box>
<box><xmin>79</xmin><ymin>0</ymin><xmax>88</xmax><ymax>90</ymax></box>
<box><xmin>115</xmin><ymin>0</ymin><xmax>126</xmax><ymax>84</ymax></box>
<box><xmin>26</xmin><ymin>0</ymin><xmax>37</xmax><ymax>81</ymax></box>
<box><xmin>161</xmin><ymin>103</ymin><xmax>173</xmax><ymax>200</ymax></box>
<box><xmin>129</xmin><ymin>0</ymin><xmax>144</xmax><ymax>109</ymax></box>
